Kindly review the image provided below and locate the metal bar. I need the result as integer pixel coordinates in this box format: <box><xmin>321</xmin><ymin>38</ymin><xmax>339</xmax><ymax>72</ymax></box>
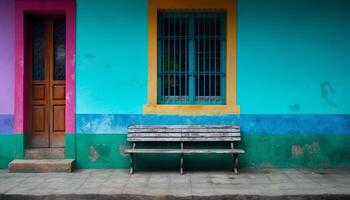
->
<box><xmin>196</xmin><ymin>14</ymin><xmax>200</xmax><ymax>102</ymax></box>
<box><xmin>179</xmin><ymin>16</ymin><xmax>182</xmax><ymax>100</ymax></box>
<box><xmin>185</xmin><ymin>17</ymin><xmax>188</xmax><ymax>102</ymax></box>
<box><xmin>167</xmin><ymin>14</ymin><xmax>170</xmax><ymax>100</ymax></box>
<box><xmin>189</xmin><ymin>14</ymin><xmax>195</xmax><ymax>103</ymax></box>
<box><xmin>173</xmin><ymin>14</ymin><xmax>176</xmax><ymax>102</ymax></box>
<box><xmin>214</xmin><ymin>14</ymin><xmax>217</xmax><ymax>102</ymax></box>
<box><xmin>203</xmin><ymin>15</ymin><xmax>207</xmax><ymax>102</ymax></box>
<box><xmin>209</xmin><ymin>15</ymin><xmax>212</xmax><ymax>103</ymax></box>
<box><xmin>162</xmin><ymin>15</ymin><xmax>165</xmax><ymax>103</ymax></box>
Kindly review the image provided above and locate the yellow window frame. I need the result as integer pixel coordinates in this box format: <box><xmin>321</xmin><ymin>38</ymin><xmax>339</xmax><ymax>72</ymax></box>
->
<box><xmin>144</xmin><ymin>0</ymin><xmax>239</xmax><ymax>115</ymax></box>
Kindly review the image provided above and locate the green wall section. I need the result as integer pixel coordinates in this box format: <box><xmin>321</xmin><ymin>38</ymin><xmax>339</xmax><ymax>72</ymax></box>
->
<box><xmin>0</xmin><ymin>134</ymin><xmax>24</xmax><ymax>168</ymax></box>
<box><xmin>74</xmin><ymin>134</ymin><xmax>350</xmax><ymax>169</ymax></box>
<box><xmin>75</xmin><ymin>134</ymin><xmax>129</xmax><ymax>169</ymax></box>
<box><xmin>65</xmin><ymin>134</ymin><xmax>76</xmax><ymax>159</ymax></box>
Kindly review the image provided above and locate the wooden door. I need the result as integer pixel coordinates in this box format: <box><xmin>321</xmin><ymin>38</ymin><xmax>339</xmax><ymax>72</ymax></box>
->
<box><xmin>28</xmin><ymin>16</ymin><xmax>66</xmax><ymax>148</ymax></box>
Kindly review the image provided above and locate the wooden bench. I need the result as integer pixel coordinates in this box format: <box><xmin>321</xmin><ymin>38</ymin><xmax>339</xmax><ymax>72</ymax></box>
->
<box><xmin>124</xmin><ymin>125</ymin><xmax>245</xmax><ymax>175</ymax></box>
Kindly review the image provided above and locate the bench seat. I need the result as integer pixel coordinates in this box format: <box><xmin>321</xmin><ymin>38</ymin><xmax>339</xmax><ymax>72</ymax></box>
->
<box><xmin>124</xmin><ymin>149</ymin><xmax>245</xmax><ymax>154</ymax></box>
<box><xmin>124</xmin><ymin>125</ymin><xmax>245</xmax><ymax>174</ymax></box>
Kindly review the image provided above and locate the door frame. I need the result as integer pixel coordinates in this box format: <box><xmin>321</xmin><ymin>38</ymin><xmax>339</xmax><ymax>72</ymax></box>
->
<box><xmin>14</xmin><ymin>0</ymin><xmax>76</xmax><ymax>155</ymax></box>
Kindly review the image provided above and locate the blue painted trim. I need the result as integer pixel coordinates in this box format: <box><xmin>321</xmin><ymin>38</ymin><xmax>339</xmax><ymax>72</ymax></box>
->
<box><xmin>0</xmin><ymin>114</ymin><xmax>14</xmax><ymax>134</ymax></box>
<box><xmin>76</xmin><ymin>114</ymin><xmax>350</xmax><ymax>135</ymax></box>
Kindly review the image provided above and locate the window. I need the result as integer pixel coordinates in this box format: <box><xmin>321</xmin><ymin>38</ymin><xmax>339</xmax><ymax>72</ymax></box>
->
<box><xmin>158</xmin><ymin>12</ymin><xmax>226</xmax><ymax>105</ymax></box>
<box><xmin>145</xmin><ymin>0</ymin><xmax>239</xmax><ymax>115</ymax></box>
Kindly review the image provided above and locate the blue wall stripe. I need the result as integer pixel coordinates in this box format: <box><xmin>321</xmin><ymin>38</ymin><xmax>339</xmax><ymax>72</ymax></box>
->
<box><xmin>76</xmin><ymin>114</ymin><xmax>350</xmax><ymax>135</ymax></box>
<box><xmin>0</xmin><ymin>114</ymin><xmax>14</xmax><ymax>134</ymax></box>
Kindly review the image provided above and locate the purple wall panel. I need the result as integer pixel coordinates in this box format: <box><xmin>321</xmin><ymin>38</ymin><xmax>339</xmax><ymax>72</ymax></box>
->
<box><xmin>0</xmin><ymin>0</ymin><xmax>15</xmax><ymax>114</ymax></box>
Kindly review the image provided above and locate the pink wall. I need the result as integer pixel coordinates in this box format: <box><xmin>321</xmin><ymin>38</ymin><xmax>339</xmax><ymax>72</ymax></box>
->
<box><xmin>0</xmin><ymin>0</ymin><xmax>15</xmax><ymax>115</ymax></box>
<box><xmin>14</xmin><ymin>0</ymin><xmax>76</xmax><ymax>133</ymax></box>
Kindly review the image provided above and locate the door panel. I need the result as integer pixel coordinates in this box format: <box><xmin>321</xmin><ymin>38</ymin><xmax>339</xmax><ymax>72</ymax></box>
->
<box><xmin>28</xmin><ymin>16</ymin><xmax>66</xmax><ymax>148</ymax></box>
<box><xmin>32</xmin><ymin>85</ymin><xmax>46</xmax><ymax>100</ymax></box>
<box><xmin>32</xmin><ymin>105</ymin><xmax>46</xmax><ymax>133</ymax></box>
<box><xmin>53</xmin><ymin>105</ymin><xmax>65</xmax><ymax>132</ymax></box>
<box><xmin>53</xmin><ymin>85</ymin><xmax>65</xmax><ymax>100</ymax></box>
<box><xmin>50</xmin><ymin>104</ymin><xmax>65</xmax><ymax>147</ymax></box>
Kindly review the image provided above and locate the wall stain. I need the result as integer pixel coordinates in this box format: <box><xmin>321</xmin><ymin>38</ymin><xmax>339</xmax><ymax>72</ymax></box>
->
<box><xmin>105</xmin><ymin>62</ymin><xmax>110</xmax><ymax>69</ymax></box>
<box><xmin>291</xmin><ymin>142</ymin><xmax>320</xmax><ymax>158</ymax></box>
<box><xmin>292</xmin><ymin>145</ymin><xmax>304</xmax><ymax>158</ymax></box>
<box><xmin>89</xmin><ymin>144</ymin><xmax>110</xmax><ymax>162</ymax></box>
<box><xmin>320</xmin><ymin>81</ymin><xmax>338</xmax><ymax>108</ymax></box>
<box><xmin>89</xmin><ymin>146</ymin><xmax>99</xmax><ymax>161</ymax></box>
<box><xmin>289</xmin><ymin>104</ymin><xmax>301</xmax><ymax>113</ymax></box>
<box><xmin>83</xmin><ymin>54</ymin><xmax>96</xmax><ymax>58</ymax></box>
<box><xmin>119</xmin><ymin>144</ymin><xmax>128</xmax><ymax>157</ymax></box>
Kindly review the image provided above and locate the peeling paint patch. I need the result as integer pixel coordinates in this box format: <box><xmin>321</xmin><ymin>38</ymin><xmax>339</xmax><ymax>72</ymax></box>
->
<box><xmin>119</xmin><ymin>144</ymin><xmax>128</xmax><ymax>157</ymax></box>
<box><xmin>76</xmin><ymin>114</ymin><xmax>350</xmax><ymax>135</ymax></box>
<box><xmin>292</xmin><ymin>142</ymin><xmax>320</xmax><ymax>158</ymax></box>
<box><xmin>89</xmin><ymin>144</ymin><xmax>111</xmax><ymax>162</ymax></box>
<box><xmin>292</xmin><ymin>145</ymin><xmax>304</xmax><ymax>158</ymax></box>
<box><xmin>89</xmin><ymin>146</ymin><xmax>99</xmax><ymax>161</ymax></box>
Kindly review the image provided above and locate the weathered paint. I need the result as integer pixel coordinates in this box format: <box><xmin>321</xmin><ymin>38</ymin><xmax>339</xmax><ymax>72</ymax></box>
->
<box><xmin>76</xmin><ymin>114</ymin><xmax>350</xmax><ymax>135</ymax></box>
<box><xmin>0</xmin><ymin>0</ymin><xmax>15</xmax><ymax>115</ymax></box>
<box><xmin>73</xmin><ymin>134</ymin><xmax>350</xmax><ymax>169</ymax></box>
<box><xmin>14</xmin><ymin>0</ymin><xmax>76</xmax><ymax>133</ymax></box>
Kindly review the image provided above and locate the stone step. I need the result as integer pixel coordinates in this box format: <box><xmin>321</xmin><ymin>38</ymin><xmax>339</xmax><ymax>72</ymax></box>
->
<box><xmin>9</xmin><ymin>159</ymin><xmax>74</xmax><ymax>173</ymax></box>
<box><xmin>25</xmin><ymin>148</ymin><xmax>65</xmax><ymax>159</ymax></box>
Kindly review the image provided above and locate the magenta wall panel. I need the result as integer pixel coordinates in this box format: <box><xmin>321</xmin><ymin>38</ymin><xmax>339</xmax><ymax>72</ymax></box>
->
<box><xmin>14</xmin><ymin>0</ymin><xmax>76</xmax><ymax>133</ymax></box>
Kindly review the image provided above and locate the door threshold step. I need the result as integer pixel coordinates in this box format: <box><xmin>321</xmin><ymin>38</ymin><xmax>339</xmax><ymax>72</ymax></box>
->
<box><xmin>25</xmin><ymin>148</ymin><xmax>65</xmax><ymax>159</ymax></box>
<box><xmin>9</xmin><ymin>159</ymin><xmax>74</xmax><ymax>173</ymax></box>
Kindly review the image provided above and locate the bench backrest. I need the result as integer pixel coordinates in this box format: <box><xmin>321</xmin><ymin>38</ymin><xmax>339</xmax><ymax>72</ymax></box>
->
<box><xmin>127</xmin><ymin>125</ymin><xmax>241</xmax><ymax>142</ymax></box>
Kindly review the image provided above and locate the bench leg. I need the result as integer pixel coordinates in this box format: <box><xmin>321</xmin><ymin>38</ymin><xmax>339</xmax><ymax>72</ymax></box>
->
<box><xmin>233</xmin><ymin>154</ymin><xmax>238</xmax><ymax>175</ymax></box>
<box><xmin>130</xmin><ymin>153</ymin><xmax>134</xmax><ymax>174</ymax></box>
<box><xmin>180</xmin><ymin>154</ymin><xmax>184</xmax><ymax>175</ymax></box>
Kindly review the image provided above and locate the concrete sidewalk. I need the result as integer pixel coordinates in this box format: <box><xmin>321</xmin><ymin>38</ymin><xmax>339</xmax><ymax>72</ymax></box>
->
<box><xmin>0</xmin><ymin>168</ymin><xmax>350</xmax><ymax>200</ymax></box>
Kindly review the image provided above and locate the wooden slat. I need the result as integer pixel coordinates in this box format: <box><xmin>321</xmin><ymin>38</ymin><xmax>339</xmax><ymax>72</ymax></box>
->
<box><xmin>127</xmin><ymin>137</ymin><xmax>241</xmax><ymax>142</ymax></box>
<box><xmin>128</xmin><ymin>132</ymin><xmax>241</xmax><ymax>138</ymax></box>
<box><xmin>124</xmin><ymin>149</ymin><xmax>245</xmax><ymax>154</ymax></box>
<box><xmin>128</xmin><ymin>125</ymin><xmax>239</xmax><ymax>129</ymax></box>
<box><xmin>128</xmin><ymin>128</ymin><xmax>240</xmax><ymax>133</ymax></box>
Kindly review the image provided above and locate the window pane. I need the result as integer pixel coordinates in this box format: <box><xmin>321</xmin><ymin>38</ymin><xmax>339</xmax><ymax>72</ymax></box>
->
<box><xmin>157</xmin><ymin>12</ymin><xmax>225</xmax><ymax>104</ymax></box>
<box><xmin>158</xmin><ymin>13</ymin><xmax>189</xmax><ymax>104</ymax></box>
<box><xmin>53</xmin><ymin>18</ymin><xmax>66</xmax><ymax>80</ymax></box>
<box><xmin>32</xmin><ymin>18</ymin><xmax>45</xmax><ymax>80</ymax></box>
<box><xmin>194</xmin><ymin>13</ymin><xmax>225</xmax><ymax>103</ymax></box>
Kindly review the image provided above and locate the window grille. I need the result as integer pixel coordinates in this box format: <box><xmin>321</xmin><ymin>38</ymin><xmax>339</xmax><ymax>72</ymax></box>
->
<box><xmin>157</xmin><ymin>12</ymin><xmax>226</xmax><ymax>104</ymax></box>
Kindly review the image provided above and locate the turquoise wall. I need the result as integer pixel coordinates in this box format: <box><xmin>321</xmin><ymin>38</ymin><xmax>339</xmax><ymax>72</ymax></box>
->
<box><xmin>76</xmin><ymin>0</ymin><xmax>350</xmax><ymax>115</ymax></box>
<box><xmin>237</xmin><ymin>0</ymin><xmax>350</xmax><ymax>114</ymax></box>
<box><xmin>76</xmin><ymin>0</ymin><xmax>148</xmax><ymax>114</ymax></box>
<box><xmin>72</xmin><ymin>0</ymin><xmax>350</xmax><ymax>170</ymax></box>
